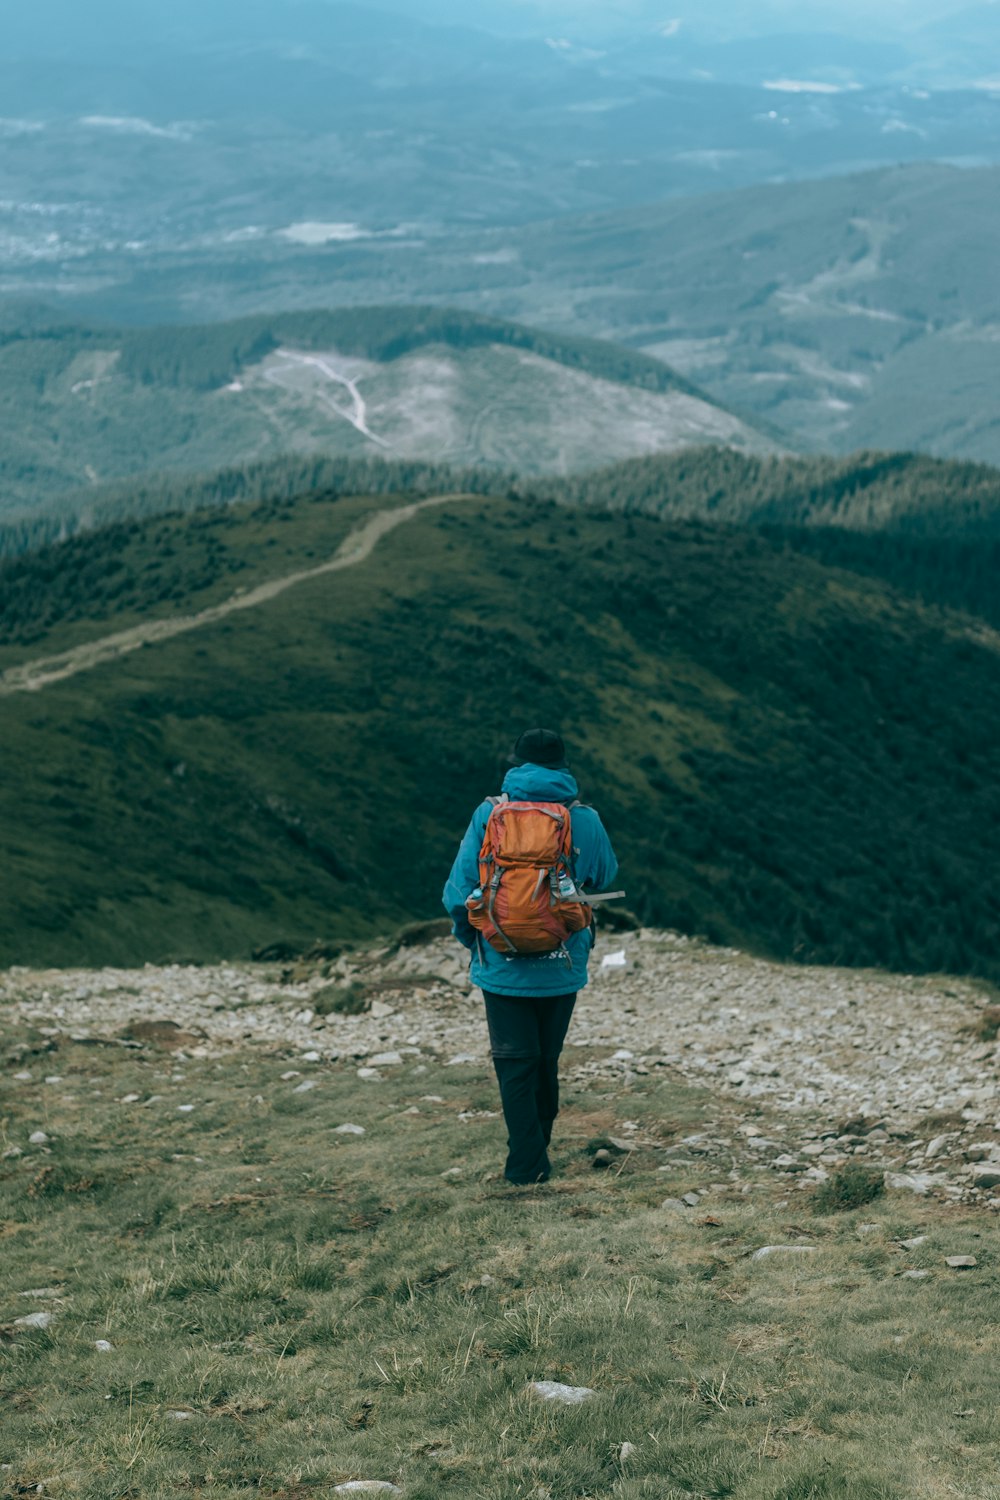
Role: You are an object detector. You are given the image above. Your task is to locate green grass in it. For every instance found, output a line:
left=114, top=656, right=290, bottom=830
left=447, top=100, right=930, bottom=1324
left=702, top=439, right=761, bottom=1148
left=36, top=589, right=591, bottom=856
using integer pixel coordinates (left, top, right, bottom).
left=1, top=489, right=999, bottom=982
left=2, top=1031, right=998, bottom=1499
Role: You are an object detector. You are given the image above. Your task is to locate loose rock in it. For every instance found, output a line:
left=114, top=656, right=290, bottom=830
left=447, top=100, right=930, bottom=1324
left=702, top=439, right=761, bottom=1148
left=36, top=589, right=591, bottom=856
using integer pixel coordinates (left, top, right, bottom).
left=13, top=1312, right=53, bottom=1329
left=334, top=1485, right=401, bottom=1494
left=751, top=1245, right=816, bottom=1261
left=530, top=1381, right=595, bottom=1405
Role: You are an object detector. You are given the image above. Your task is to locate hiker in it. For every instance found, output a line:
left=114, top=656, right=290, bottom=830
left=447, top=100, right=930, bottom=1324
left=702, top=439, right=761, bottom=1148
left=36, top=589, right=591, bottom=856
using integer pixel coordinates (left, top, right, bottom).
left=443, top=728, right=620, bottom=1185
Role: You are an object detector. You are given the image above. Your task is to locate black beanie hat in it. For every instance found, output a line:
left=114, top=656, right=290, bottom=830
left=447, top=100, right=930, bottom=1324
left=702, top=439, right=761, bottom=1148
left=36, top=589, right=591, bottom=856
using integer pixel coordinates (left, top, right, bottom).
left=509, top=728, right=568, bottom=770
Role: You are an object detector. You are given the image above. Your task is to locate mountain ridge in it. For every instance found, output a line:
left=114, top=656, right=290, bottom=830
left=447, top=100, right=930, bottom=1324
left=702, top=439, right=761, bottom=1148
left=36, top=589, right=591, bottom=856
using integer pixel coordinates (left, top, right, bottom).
left=1, top=477, right=997, bottom=983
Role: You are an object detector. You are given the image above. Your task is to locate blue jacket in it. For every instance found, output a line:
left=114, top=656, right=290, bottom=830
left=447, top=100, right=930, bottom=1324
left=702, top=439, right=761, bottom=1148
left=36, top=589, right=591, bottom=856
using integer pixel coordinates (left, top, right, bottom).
left=442, top=763, right=619, bottom=997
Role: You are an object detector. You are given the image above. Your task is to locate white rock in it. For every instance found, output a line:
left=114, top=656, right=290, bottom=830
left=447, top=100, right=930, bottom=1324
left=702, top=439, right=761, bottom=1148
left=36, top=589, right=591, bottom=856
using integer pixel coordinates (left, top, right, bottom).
left=445, top=1054, right=477, bottom=1066
left=94, top=1340, right=113, bottom=1352
left=28, top=1131, right=50, bottom=1145
left=334, top=1123, right=365, bottom=1136
left=19, top=1288, right=61, bottom=1299
left=945, top=1255, right=977, bottom=1269
left=44, top=1076, right=62, bottom=1085
left=971, top=1164, right=1000, bottom=1189
left=357, top=1067, right=382, bottom=1081
left=13, top=1071, right=32, bottom=1082
left=370, top=1052, right=403, bottom=1067
left=899, top=1236, right=926, bottom=1250
left=619, top=1441, right=637, bottom=1461
left=166, top=1409, right=193, bottom=1420
left=925, top=1135, right=951, bottom=1159
left=120, top=1094, right=141, bottom=1104
left=963, top=1143, right=999, bottom=1163
left=293, top=1079, right=319, bottom=1094
left=682, top=1192, right=701, bottom=1207
left=751, top=1245, right=816, bottom=1261
left=884, top=1172, right=934, bottom=1195
left=300, top=1050, right=321, bottom=1062
left=2, top=1146, right=23, bottom=1159
left=280, top=1070, right=301, bottom=1081
left=530, top=1380, right=595, bottom=1405
left=334, top=1485, right=401, bottom=1495
left=441, top=1167, right=462, bottom=1178
left=13, top=1311, right=53, bottom=1329
left=177, top=1104, right=196, bottom=1113
left=369, top=1001, right=396, bottom=1019
left=420, top=1095, right=444, bottom=1103
left=901, top=1269, right=931, bottom=1279
left=601, top=950, right=628, bottom=970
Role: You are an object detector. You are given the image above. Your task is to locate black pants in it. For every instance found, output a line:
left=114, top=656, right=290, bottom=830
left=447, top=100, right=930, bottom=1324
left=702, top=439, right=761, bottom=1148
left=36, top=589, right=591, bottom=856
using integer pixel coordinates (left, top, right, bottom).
left=482, top=990, right=577, bottom=1184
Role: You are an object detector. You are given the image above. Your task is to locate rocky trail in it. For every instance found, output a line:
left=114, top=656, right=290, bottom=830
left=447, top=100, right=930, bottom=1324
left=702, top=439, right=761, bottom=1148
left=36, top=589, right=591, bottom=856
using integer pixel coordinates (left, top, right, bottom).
left=5, top=929, right=999, bottom=1206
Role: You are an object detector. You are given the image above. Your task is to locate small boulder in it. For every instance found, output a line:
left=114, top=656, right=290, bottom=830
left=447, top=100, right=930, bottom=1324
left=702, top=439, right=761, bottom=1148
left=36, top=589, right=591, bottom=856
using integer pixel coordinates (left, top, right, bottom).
left=334, top=1484, right=401, bottom=1494
left=945, top=1256, right=977, bottom=1270
left=751, top=1245, right=816, bottom=1262
left=885, top=1172, right=935, bottom=1195
left=530, top=1381, right=595, bottom=1405
left=13, top=1312, right=53, bottom=1330
left=963, top=1143, right=998, bottom=1163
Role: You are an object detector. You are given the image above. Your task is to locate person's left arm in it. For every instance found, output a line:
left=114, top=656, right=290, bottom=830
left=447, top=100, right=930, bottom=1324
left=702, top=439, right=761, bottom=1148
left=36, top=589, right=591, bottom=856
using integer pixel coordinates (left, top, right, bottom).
left=572, top=806, right=619, bottom=893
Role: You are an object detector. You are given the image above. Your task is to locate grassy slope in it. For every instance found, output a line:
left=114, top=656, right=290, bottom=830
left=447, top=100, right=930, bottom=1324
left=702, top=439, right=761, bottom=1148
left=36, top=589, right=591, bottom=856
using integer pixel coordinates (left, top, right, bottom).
left=1, top=488, right=998, bottom=981
left=1, top=1028, right=998, bottom=1500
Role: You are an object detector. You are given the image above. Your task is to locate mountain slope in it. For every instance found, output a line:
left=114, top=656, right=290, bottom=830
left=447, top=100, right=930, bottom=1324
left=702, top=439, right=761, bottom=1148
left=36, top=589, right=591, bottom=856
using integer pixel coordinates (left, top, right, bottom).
left=1, top=479, right=997, bottom=982
left=0, top=307, right=774, bottom=519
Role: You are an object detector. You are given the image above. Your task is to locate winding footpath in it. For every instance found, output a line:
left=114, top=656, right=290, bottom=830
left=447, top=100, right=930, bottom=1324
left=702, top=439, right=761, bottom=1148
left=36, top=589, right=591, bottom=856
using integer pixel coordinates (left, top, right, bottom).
left=0, top=493, right=471, bottom=697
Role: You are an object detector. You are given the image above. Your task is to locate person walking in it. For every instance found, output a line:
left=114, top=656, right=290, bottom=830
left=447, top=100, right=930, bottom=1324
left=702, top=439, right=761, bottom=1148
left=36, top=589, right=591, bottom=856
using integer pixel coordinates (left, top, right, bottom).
left=443, top=728, right=619, bottom=1185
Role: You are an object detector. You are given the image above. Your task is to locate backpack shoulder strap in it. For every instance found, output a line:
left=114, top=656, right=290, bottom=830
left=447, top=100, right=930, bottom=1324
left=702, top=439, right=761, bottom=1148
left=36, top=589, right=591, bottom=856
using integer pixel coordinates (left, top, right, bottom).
left=487, top=793, right=509, bottom=808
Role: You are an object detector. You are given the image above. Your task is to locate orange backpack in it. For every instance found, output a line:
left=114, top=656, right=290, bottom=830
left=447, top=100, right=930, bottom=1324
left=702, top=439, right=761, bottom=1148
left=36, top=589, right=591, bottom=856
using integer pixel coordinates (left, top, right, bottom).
left=466, top=795, right=593, bottom=955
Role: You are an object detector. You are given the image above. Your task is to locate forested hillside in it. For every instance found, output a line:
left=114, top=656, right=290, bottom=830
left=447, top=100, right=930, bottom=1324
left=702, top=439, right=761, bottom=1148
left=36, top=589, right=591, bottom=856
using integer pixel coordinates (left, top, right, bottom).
left=1, top=483, right=997, bottom=981
left=1, top=306, right=773, bottom=521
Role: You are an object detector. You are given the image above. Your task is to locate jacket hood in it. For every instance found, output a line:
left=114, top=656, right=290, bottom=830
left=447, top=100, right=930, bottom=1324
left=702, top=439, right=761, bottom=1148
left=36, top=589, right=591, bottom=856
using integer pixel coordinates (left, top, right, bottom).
left=501, top=763, right=579, bottom=803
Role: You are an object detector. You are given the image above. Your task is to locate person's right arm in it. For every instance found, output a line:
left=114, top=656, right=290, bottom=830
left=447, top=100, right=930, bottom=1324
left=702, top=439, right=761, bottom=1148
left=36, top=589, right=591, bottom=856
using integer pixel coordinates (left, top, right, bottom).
left=442, top=802, right=491, bottom=950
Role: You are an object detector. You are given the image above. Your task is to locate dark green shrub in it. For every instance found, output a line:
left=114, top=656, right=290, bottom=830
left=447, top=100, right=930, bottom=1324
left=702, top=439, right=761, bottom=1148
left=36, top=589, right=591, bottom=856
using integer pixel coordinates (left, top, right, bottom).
left=813, top=1164, right=885, bottom=1214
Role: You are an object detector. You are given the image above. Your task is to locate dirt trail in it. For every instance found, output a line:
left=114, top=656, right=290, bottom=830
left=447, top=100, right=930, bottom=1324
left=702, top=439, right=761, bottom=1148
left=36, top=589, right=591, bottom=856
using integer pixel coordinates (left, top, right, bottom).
left=0, top=493, right=472, bottom=697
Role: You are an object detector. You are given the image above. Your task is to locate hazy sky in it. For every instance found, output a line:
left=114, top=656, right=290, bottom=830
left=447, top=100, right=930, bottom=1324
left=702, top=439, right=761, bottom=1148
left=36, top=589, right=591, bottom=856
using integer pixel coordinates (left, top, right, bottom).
left=386, top=0, right=986, bottom=35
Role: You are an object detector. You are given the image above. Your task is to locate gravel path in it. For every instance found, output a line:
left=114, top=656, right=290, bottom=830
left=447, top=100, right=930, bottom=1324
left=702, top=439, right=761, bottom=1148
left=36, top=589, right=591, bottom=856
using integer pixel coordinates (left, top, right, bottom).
left=4, top=930, right=998, bottom=1203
